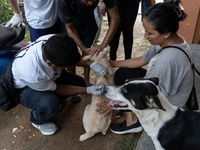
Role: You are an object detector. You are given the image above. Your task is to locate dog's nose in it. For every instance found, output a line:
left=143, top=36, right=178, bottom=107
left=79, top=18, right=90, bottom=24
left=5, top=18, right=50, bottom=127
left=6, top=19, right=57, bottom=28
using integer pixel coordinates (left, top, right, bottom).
left=103, top=87, right=108, bottom=93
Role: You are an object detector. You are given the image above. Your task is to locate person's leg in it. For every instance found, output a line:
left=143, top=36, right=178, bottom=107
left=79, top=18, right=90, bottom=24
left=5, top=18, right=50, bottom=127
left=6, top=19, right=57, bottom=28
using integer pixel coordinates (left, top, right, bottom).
left=126, top=111, right=138, bottom=126
left=75, top=17, right=98, bottom=85
left=19, top=71, right=86, bottom=135
left=111, top=67, right=146, bottom=134
left=19, top=86, right=60, bottom=135
left=114, top=67, right=146, bottom=86
left=122, top=0, right=139, bottom=59
left=28, top=19, right=62, bottom=42
left=19, top=87, right=60, bottom=125
left=107, top=0, right=122, bottom=60
left=108, top=23, right=122, bottom=60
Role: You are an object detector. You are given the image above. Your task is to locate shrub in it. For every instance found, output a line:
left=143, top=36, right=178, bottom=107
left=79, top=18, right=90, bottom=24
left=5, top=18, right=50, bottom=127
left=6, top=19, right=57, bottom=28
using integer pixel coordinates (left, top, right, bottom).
left=0, top=0, right=13, bottom=23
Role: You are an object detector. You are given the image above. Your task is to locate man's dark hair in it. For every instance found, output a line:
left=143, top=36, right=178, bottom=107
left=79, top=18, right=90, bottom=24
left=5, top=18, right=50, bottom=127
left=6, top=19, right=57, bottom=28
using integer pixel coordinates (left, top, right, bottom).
left=43, top=33, right=81, bottom=67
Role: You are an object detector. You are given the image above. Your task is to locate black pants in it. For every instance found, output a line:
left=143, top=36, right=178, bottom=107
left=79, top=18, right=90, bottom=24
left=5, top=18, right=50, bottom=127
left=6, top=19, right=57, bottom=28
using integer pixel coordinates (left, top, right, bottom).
left=114, top=68, right=146, bottom=112
left=114, top=68, right=146, bottom=86
left=108, top=0, right=139, bottom=60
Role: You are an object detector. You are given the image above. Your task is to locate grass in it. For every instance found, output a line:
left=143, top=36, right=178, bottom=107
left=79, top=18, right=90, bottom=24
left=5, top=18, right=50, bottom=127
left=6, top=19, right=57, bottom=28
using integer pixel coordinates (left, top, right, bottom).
left=115, top=132, right=141, bottom=150
left=24, top=30, right=31, bottom=42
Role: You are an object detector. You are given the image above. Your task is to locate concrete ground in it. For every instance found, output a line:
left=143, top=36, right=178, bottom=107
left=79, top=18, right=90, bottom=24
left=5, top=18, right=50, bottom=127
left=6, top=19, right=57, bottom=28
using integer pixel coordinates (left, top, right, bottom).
left=136, top=44, right=200, bottom=150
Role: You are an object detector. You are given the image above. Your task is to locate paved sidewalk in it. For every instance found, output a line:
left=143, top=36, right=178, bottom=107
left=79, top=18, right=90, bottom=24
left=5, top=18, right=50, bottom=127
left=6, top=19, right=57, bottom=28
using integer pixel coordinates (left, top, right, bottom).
left=136, top=44, right=200, bottom=150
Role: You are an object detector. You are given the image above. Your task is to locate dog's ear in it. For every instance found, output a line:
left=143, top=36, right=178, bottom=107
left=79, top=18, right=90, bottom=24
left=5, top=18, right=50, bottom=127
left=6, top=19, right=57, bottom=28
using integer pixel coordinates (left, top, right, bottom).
left=145, top=95, right=166, bottom=111
left=148, top=78, right=159, bottom=85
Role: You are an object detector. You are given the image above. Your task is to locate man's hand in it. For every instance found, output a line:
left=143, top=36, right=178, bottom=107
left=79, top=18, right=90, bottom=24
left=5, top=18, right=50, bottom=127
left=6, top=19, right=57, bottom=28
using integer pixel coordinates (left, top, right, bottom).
left=96, top=99, right=113, bottom=116
left=99, top=1, right=107, bottom=16
left=82, top=47, right=92, bottom=55
left=90, top=62, right=107, bottom=77
left=5, top=12, right=23, bottom=28
left=90, top=45, right=104, bottom=56
left=87, top=85, right=102, bottom=95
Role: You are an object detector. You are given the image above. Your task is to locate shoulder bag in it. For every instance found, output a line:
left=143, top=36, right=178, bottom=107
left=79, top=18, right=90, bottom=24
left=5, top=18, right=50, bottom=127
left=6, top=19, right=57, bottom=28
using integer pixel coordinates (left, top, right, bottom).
left=161, top=46, right=199, bottom=111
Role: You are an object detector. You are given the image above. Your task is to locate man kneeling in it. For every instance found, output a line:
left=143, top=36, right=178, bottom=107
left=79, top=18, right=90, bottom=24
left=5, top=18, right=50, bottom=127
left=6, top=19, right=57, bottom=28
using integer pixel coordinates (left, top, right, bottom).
left=12, top=33, right=107, bottom=135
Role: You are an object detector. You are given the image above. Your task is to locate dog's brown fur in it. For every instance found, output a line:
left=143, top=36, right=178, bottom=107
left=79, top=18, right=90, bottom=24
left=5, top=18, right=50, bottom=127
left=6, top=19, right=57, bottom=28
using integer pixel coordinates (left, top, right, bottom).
left=79, top=47, right=114, bottom=141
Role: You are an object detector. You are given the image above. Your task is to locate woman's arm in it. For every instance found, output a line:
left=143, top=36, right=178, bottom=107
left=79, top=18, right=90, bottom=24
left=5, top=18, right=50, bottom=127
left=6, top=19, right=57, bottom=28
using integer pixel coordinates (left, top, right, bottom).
left=110, top=56, right=148, bottom=68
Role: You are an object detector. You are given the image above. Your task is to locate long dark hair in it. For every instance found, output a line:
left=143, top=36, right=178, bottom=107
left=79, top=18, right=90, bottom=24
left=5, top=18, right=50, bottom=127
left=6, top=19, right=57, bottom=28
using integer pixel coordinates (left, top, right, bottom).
left=144, top=0, right=187, bottom=34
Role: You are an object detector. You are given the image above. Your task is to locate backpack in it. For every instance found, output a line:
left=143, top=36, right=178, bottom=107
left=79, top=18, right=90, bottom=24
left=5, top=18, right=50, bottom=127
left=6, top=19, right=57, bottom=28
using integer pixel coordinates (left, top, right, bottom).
left=0, top=40, right=46, bottom=112
left=0, top=61, right=21, bottom=111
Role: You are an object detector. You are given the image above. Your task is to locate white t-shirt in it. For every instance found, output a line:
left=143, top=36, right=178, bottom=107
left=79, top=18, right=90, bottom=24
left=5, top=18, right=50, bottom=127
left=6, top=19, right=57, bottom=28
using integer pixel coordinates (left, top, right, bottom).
left=24, top=0, right=58, bottom=29
left=142, top=38, right=193, bottom=107
left=12, top=34, right=61, bottom=91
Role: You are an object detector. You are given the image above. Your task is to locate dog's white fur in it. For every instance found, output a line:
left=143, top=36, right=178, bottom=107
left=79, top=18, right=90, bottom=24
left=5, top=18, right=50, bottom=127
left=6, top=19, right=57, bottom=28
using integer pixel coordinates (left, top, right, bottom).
left=105, top=79, right=200, bottom=150
left=79, top=47, right=114, bottom=141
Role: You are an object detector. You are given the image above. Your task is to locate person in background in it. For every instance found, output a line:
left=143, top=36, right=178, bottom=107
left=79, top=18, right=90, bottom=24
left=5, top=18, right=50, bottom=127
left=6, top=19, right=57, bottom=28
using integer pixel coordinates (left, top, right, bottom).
left=57, top=0, right=120, bottom=86
left=6, top=0, right=62, bottom=42
left=107, top=0, right=140, bottom=60
left=104, top=0, right=155, bottom=61
left=12, top=33, right=108, bottom=135
left=98, top=0, right=193, bottom=134
left=141, top=0, right=156, bottom=19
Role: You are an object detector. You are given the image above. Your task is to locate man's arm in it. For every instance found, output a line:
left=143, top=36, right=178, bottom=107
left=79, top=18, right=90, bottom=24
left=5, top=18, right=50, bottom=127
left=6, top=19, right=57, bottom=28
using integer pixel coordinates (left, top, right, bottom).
left=101, top=6, right=120, bottom=48
left=54, top=84, right=87, bottom=96
left=54, top=84, right=103, bottom=96
left=9, top=0, right=21, bottom=14
left=65, top=22, right=91, bottom=55
left=90, top=5, right=120, bottom=56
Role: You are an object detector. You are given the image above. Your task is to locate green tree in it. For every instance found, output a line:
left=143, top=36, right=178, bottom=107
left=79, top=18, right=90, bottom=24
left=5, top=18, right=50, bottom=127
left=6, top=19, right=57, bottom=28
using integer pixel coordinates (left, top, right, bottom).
left=0, top=0, right=13, bottom=23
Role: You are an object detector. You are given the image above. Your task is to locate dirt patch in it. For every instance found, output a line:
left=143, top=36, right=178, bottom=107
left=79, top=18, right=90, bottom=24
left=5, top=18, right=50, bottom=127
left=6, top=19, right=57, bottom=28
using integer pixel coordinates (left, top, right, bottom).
left=0, top=14, right=150, bottom=150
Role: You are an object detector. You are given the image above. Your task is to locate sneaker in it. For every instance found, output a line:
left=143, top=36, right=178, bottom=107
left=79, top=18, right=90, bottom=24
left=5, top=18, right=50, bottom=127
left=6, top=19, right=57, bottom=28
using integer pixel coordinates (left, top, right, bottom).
left=110, top=120, right=143, bottom=134
left=31, top=122, right=58, bottom=135
left=70, top=94, right=82, bottom=103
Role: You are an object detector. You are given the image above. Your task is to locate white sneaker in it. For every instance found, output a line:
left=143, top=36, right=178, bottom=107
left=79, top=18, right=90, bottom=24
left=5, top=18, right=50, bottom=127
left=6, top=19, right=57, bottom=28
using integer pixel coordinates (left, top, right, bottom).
left=31, top=122, right=58, bottom=135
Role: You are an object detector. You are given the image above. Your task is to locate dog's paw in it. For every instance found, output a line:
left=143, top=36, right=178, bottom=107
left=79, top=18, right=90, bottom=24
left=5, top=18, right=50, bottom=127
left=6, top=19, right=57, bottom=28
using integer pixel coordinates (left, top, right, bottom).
left=79, top=132, right=95, bottom=141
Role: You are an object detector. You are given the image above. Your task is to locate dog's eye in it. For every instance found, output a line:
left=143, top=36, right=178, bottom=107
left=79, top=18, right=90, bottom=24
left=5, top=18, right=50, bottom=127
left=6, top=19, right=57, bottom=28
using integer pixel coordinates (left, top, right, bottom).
left=122, top=86, right=128, bottom=93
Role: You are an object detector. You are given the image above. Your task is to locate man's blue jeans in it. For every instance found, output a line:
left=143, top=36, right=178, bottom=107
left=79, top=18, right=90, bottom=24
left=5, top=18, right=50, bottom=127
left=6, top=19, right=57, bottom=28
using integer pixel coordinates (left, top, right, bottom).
left=19, top=70, right=86, bottom=125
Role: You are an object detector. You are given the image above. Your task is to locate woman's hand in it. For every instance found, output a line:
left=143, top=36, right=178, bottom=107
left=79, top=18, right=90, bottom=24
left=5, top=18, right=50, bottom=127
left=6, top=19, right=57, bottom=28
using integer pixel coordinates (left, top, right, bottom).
left=96, top=99, right=113, bottom=116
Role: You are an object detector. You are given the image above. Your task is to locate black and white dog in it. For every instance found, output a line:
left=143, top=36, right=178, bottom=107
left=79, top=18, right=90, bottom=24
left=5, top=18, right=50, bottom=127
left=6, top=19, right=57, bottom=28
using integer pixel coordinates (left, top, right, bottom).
left=104, top=78, right=200, bottom=150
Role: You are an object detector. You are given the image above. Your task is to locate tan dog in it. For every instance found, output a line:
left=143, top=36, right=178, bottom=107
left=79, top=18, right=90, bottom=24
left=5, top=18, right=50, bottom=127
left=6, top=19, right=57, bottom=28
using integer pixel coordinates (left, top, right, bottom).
left=79, top=47, right=114, bottom=141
